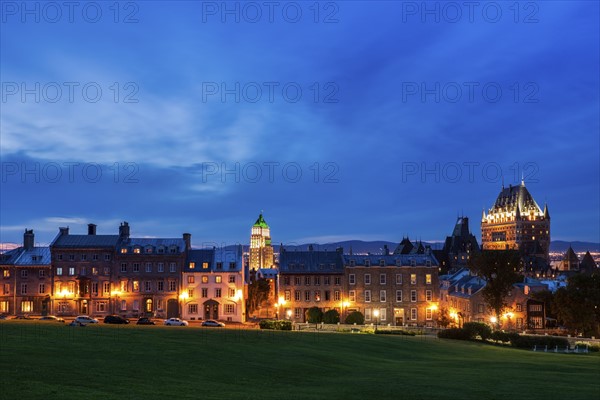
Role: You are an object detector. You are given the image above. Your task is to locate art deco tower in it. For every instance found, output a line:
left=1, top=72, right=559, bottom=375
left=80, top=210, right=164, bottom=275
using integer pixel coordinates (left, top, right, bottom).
left=249, top=213, right=274, bottom=271
left=481, top=180, right=550, bottom=263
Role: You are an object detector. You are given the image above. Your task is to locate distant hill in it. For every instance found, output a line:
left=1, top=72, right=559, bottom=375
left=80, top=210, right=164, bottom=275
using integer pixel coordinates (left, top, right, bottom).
left=550, top=241, right=600, bottom=253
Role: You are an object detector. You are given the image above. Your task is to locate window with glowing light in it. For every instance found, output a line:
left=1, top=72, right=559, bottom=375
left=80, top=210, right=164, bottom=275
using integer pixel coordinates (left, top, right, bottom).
left=202, top=276, right=208, bottom=283
left=425, top=274, right=432, bottom=285
left=0, top=301, right=9, bottom=313
left=410, top=274, right=417, bottom=285
left=21, top=301, right=33, bottom=313
left=202, top=262, right=209, bottom=269
left=215, top=276, right=222, bottom=283
left=189, top=262, right=196, bottom=269
left=133, top=281, right=139, bottom=292
left=187, top=276, right=195, bottom=284
left=314, top=291, right=321, bottom=301
left=56, top=267, right=63, bottom=276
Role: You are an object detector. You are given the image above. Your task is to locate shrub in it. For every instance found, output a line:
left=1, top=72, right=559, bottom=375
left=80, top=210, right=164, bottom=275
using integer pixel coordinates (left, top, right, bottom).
left=322, top=309, right=340, bottom=324
left=305, top=307, right=323, bottom=324
left=374, top=329, right=416, bottom=336
left=437, top=328, right=471, bottom=340
left=510, top=335, right=569, bottom=349
left=490, top=331, right=519, bottom=343
left=463, top=322, right=492, bottom=340
left=258, top=320, right=292, bottom=331
left=574, top=341, right=600, bottom=352
left=345, top=311, right=364, bottom=325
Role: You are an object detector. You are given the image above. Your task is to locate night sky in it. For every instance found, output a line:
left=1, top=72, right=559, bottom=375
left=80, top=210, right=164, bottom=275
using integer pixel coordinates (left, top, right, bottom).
left=1, top=1, right=598, bottom=246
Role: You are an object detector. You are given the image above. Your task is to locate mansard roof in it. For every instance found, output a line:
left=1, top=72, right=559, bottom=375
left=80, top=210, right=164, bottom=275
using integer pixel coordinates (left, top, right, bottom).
left=0, top=247, right=51, bottom=266
left=443, top=217, right=480, bottom=254
left=119, top=238, right=186, bottom=253
left=279, top=250, right=344, bottom=274
left=51, top=234, right=120, bottom=248
left=344, top=253, right=438, bottom=267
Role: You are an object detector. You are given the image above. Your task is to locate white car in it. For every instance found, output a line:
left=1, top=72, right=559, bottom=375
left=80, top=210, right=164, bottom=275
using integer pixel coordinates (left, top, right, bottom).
left=164, top=318, right=188, bottom=326
left=74, top=315, right=99, bottom=325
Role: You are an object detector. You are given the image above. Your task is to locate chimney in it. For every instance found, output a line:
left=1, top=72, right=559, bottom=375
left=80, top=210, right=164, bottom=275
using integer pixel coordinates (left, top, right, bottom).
left=88, top=223, right=97, bottom=235
left=119, top=222, right=130, bottom=239
left=183, top=233, right=191, bottom=250
left=383, top=245, right=389, bottom=256
left=59, top=227, right=69, bottom=236
left=308, top=244, right=314, bottom=252
left=23, top=229, right=34, bottom=250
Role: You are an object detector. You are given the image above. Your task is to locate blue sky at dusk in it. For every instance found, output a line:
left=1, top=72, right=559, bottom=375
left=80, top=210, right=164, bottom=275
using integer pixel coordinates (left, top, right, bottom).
left=1, top=1, right=598, bottom=246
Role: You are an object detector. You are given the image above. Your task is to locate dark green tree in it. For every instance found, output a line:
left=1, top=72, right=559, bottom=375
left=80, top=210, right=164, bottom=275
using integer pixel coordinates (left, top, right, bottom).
left=554, top=274, right=600, bottom=336
left=345, top=311, right=364, bottom=325
left=306, top=307, right=323, bottom=324
left=247, top=278, right=271, bottom=316
left=469, top=250, right=522, bottom=328
left=322, top=309, right=340, bottom=324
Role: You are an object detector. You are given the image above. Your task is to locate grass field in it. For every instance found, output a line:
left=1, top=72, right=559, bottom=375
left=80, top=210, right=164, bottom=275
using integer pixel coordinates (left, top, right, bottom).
left=0, top=321, right=598, bottom=400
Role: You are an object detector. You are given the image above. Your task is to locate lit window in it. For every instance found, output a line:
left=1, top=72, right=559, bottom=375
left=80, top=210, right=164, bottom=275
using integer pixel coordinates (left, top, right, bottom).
left=215, top=276, right=222, bottom=283
left=189, top=262, right=195, bottom=269
left=425, top=274, right=432, bottom=285
left=410, top=274, right=417, bottom=285
left=202, top=262, right=209, bottom=269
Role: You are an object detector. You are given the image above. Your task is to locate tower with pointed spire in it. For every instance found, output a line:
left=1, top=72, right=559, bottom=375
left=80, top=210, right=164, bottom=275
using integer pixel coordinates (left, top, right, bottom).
left=481, top=181, right=550, bottom=263
left=249, top=213, right=274, bottom=271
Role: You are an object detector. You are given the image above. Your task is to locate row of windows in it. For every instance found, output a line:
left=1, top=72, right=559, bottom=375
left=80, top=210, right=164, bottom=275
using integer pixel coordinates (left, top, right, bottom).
left=8, top=283, right=49, bottom=295
left=186, top=275, right=236, bottom=284
left=120, top=246, right=179, bottom=254
left=188, top=262, right=237, bottom=270
left=282, top=276, right=342, bottom=286
left=348, top=259, right=432, bottom=267
left=2, top=270, right=47, bottom=278
left=56, top=254, right=111, bottom=261
left=187, top=303, right=236, bottom=314
left=120, top=263, right=178, bottom=273
left=348, top=289, right=432, bottom=303
left=286, top=290, right=342, bottom=302
left=186, top=287, right=237, bottom=299
left=348, top=273, right=432, bottom=286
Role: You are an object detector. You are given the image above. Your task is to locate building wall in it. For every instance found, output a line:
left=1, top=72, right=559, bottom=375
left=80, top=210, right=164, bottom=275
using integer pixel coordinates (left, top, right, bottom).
left=346, top=265, right=439, bottom=327
left=113, top=251, right=184, bottom=319
left=51, top=248, right=115, bottom=317
left=0, top=265, right=52, bottom=315
left=279, top=273, right=344, bottom=322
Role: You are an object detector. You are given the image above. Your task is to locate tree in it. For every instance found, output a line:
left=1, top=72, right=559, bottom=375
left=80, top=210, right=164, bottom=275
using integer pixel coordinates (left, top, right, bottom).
left=345, top=311, right=364, bottom=325
left=469, top=250, right=522, bottom=328
left=247, top=278, right=271, bottom=316
left=306, top=307, right=323, bottom=324
left=530, top=289, right=558, bottom=326
left=436, top=307, right=452, bottom=328
left=554, top=274, right=600, bottom=337
left=322, top=309, right=340, bottom=324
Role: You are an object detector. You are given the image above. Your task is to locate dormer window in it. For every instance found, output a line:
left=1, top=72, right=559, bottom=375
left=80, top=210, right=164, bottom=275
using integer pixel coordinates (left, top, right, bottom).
left=379, top=259, right=385, bottom=267
left=365, top=259, right=370, bottom=267
left=157, top=246, right=165, bottom=254
left=145, top=246, right=153, bottom=254
left=349, top=260, right=355, bottom=267
left=189, top=262, right=195, bottom=269
left=229, top=262, right=236, bottom=270
left=169, top=246, right=177, bottom=254
left=202, top=262, right=209, bottom=269
left=216, top=262, right=223, bottom=270
left=121, top=248, right=128, bottom=254
left=330, top=263, right=335, bottom=269
left=133, top=248, right=141, bottom=254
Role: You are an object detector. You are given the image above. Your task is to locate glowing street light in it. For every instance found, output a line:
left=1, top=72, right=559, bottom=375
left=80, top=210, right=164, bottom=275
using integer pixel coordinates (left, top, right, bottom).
left=373, top=309, right=380, bottom=332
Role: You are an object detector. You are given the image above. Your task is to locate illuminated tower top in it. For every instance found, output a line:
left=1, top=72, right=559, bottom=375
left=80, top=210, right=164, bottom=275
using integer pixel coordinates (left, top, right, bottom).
left=250, top=213, right=274, bottom=270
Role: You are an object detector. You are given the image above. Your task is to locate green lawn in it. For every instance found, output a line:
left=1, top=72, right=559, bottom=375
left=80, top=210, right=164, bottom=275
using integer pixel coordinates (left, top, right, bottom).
left=0, top=322, right=598, bottom=400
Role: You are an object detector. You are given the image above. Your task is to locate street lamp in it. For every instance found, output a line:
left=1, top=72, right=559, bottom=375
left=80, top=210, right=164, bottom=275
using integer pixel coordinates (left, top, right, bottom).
left=275, top=296, right=286, bottom=320
left=373, top=309, right=379, bottom=332
left=286, top=309, right=292, bottom=320
left=341, top=300, right=350, bottom=323
left=111, top=290, right=121, bottom=314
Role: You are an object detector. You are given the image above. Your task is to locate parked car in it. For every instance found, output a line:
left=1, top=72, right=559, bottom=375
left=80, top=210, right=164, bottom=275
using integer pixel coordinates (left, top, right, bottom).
left=14, top=315, right=34, bottom=320
left=39, top=316, right=65, bottom=323
left=164, top=318, right=188, bottom=326
left=136, top=317, right=156, bottom=325
left=103, top=315, right=130, bottom=324
left=201, top=319, right=225, bottom=327
left=74, top=315, right=99, bottom=325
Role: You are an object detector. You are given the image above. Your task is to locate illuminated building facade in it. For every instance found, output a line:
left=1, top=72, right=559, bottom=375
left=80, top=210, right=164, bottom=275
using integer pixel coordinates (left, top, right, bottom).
left=481, top=181, right=550, bottom=263
left=0, top=230, right=52, bottom=316
left=182, top=246, right=245, bottom=322
left=278, top=247, right=345, bottom=322
left=249, top=213, right=274, bottom=271
left=345, top=253, right=439, bottom=327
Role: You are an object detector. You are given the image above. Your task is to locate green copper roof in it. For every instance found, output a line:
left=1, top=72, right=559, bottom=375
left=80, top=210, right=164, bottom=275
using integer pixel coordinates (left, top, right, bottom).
left=253, top=214, right=269, bottom=228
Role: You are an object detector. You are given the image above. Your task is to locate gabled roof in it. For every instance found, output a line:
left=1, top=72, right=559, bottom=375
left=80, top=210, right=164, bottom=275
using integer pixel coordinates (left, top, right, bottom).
left=393, top=237, right=414, bottom=255
left=563, top=246, right=579, bottom=263
left=279, top=250, right=344, bottom=274
left=579, top=251, right=597, bottom=273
